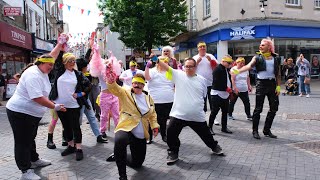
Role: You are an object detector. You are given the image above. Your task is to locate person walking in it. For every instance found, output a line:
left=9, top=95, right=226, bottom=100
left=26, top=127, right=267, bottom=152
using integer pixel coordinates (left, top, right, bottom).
left=228, top=57, right=252, bottom=121
left=6, top=36, right=67, bottom=180
left=156, top=57, right=224, bottom=166
left=0, top=72, right=5, bottom=106
left=233, top=38, right=281, bottom=139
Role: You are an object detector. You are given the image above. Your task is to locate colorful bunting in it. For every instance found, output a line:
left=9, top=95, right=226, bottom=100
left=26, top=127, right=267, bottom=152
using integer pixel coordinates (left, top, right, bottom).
left=59, top=3, right=64, bottom=9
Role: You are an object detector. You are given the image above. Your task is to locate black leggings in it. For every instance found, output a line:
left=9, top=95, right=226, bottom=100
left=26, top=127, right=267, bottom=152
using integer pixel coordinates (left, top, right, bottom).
left=114, top=131, right=146, bottom=177
left=228, top=91, right=251, bottom=117
left=57, top=108, right=82, bottom=143
left=7, top=109, right=41, bottom=172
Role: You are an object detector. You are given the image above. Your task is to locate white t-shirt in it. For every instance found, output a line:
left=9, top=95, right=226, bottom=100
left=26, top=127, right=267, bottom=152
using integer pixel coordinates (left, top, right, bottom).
left=147, top=68, right=174, bottom=104
left=6, top=65, right=51, bottom=118
left=231, top=66, right=249, bottom=92
left=54, top=70, right=79, bottom=108
left=119, top=69, right=144, bottom=87
left=98, top=75, right=108, bottom=91
left=257, top=58, right=275, bottom=79
left=169, top=69, right=207, bottom=122
left=131, top=93, right=149, bottom=139
left=193, top=53, right=217, bottom=86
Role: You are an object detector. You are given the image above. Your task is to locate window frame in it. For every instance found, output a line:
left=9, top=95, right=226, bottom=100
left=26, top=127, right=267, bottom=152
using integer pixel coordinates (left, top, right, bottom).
left=203, top=0, right=211, bottom=18
left=285, top=0, right=301, bottom=6
left=315, top=0, right=320, bottom=8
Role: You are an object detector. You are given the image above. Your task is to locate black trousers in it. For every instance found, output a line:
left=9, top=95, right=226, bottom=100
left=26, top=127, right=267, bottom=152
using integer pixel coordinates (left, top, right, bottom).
left=149, top=102, right=173, bottom=139
left=253, top=79, right=279, bottom=132
left=167, top=117, right=218, bottom=154
left=228, top=91, right=251, bottom=117
left=7, top=109, right=41, bottom=172
left=209, top=95, right=229, bottom=129
left=204, top=86, right=213, bottom=112
left=114, top=131, right=146, bottom=177
left=57, top=108, right=82, bottom=143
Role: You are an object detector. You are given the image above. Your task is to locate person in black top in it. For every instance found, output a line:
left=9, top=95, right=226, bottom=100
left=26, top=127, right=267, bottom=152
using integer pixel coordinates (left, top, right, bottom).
left=233, top=38, right=281, bottom=139
left=208, top=55, right=234, bottom=134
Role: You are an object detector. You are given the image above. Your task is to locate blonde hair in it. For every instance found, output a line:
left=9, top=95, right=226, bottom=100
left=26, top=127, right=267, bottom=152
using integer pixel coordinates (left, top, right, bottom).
left=62, top=53, right=76, bottom=64
left=162, top=46, right=174, bottom=58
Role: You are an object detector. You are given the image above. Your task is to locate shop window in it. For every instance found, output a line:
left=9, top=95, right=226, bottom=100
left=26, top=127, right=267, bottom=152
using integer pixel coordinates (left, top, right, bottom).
left=203, top=0, right=211, bottom=18
left=285, top=0, right=301, bottom=6
left=315, top=0, right=320, bottom=8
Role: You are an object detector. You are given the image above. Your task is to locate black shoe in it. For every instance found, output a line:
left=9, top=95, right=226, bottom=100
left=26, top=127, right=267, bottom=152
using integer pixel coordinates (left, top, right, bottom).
left=47, top=140, right=56, bottom=149
left=209, top=127, right=215, bottom=135
left=253, top=131, right=261, bottom=139
left=61, top=145, right=76, bottom=156
left=246, top=116, right=253, bottom=121
left=97, top=135, right=108, bottom=143
left=62, top=140, right=68, bottom=146
left=119, top=175, right=128, bottom=180
left=166, top=151, right=178, bottom=165
left=162, top=136, right=167, bottom=142
left=101, top=132, right=107, bottom=139
left=263, top=131, right=277, bottom=138
left=221, top=128, right=233, bottom=134
left=76, top=149, right=83, bottom=161
left=146, top=139, right=153, bottom=144
left=106, top=153, right=115, bottom=162
left=212, top=144, right=224, bottom=156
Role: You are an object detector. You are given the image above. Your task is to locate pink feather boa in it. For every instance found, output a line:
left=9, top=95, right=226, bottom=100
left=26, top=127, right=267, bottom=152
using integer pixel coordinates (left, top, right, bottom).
left=89, top=44, right=105, bottom=77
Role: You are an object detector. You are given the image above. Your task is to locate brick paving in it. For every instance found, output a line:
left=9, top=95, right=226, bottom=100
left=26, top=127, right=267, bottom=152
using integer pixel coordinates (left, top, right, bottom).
left=1, top=80, right=320, bottom=180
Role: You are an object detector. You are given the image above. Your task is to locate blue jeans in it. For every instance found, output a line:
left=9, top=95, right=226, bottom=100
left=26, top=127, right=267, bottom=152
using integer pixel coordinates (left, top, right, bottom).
left=80, top=99, right=100, bottom=137
left=299, top=75, right=311, bottom=94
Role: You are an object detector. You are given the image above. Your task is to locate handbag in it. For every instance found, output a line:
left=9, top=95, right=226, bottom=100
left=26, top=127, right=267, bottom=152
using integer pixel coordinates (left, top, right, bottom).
left=304, top=76, right=311, bottom=84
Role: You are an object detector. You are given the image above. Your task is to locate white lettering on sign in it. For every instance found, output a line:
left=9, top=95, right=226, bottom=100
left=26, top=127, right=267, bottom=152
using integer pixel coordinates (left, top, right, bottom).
left=3, top=7, right=22, bottom=16
left=11, top=31, right=26, bottom=44
left=230, top=26, right=255, bottom=40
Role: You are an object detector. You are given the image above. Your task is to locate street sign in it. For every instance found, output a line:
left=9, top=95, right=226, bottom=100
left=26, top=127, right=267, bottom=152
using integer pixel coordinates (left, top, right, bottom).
left=3, top=7, right=22, bottom=16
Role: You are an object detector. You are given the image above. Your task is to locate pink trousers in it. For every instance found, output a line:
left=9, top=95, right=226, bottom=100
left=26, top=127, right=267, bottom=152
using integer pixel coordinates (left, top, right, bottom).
left=99, top=92, right=120, bottom=133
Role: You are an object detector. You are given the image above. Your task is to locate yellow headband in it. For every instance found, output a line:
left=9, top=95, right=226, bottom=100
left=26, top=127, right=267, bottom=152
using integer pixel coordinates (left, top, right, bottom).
left=37, top=57, right=55, bottom=64
left=222, top=56, right=233, bottom=63
left=159, top=57, right=169, bottom=63
left=132, top=77, right=145, bottom=84
left=129, top=61, right=137, bottom=67
left=197, top=42, right=206, bottom=48
left=62, top=53, right=75, bottom=60
left=236, top=57, right=245, bottom=63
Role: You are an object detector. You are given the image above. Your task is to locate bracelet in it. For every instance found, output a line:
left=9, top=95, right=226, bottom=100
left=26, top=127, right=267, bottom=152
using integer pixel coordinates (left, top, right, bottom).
left=276, top=86, right=281, bottom=92
left=77, top=92, right=83, bottom=97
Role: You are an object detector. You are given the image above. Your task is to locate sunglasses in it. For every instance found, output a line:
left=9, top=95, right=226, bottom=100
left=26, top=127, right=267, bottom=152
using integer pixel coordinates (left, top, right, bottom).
left=67, top=60, right=75, bottom=63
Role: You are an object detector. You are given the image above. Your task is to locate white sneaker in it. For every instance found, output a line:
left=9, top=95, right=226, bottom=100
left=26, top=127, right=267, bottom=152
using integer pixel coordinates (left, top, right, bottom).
left=299, top=93, right=303, bottom=97
left=306, top=94, right=310, bottom=98
left=214, top=119, right=220, bottom=126
left=20, top=169, right=41, bottom=180
left=31, top=159, right=51, bottom=168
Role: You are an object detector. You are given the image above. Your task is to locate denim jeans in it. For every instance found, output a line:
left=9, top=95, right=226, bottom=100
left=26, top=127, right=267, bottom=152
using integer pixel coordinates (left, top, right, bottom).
left=299, top=75, right=311, bottom=94
left=80, top=99, right=100, bottom=137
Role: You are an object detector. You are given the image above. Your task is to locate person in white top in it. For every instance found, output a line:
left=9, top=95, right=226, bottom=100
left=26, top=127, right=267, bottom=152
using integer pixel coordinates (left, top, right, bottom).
left=119, top=61, right=144, bottom=88
left=228, top=57, right=252, bottom=121
left=145, top=56, right=175, bottom=143
left=155, top=57, right=224, bottom=166
left=193, top=41, right=218, bottom=113
left=6, top=35, right=67, bottom=180
left=49, top=52, right=92, bottom=161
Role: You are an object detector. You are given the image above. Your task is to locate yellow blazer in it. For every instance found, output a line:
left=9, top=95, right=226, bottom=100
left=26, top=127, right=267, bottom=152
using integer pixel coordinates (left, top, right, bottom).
left=107, top=82, right=159, bottom=140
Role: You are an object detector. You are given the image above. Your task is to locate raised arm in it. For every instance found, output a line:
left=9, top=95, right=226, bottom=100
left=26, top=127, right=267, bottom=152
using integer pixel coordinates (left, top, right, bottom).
left=144, top=60, right=153, bottom=81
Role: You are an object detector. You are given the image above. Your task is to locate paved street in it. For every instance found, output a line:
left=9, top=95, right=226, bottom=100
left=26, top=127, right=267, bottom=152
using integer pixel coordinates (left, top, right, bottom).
left=1, top=80, right=320, bottom=180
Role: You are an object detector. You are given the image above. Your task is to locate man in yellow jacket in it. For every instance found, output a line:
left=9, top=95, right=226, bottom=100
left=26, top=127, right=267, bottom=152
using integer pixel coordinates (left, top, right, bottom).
left=105, top=71, right=159, bottom=180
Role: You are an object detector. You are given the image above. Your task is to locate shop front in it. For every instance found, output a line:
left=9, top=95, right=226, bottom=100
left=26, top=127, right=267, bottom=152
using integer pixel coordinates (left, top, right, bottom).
left=31, top=34, right=55, bottom=61
left=0, top=21, right=32, bottom=98
left=175, top=24, right=320, bottom=63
